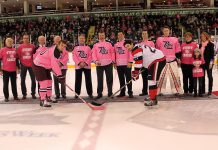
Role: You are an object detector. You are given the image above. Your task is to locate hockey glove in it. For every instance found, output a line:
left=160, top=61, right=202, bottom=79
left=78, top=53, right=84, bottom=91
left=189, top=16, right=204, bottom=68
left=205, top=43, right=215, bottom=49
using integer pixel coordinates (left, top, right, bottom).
left=132, top=70, right=139, bottom=81
left=57, top=75, right=66, bottom=84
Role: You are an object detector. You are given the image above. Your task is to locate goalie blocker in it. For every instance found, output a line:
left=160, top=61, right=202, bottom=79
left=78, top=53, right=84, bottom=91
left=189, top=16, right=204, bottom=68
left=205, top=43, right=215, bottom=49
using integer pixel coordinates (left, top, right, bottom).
left=124, top=40, right=166, bottom=106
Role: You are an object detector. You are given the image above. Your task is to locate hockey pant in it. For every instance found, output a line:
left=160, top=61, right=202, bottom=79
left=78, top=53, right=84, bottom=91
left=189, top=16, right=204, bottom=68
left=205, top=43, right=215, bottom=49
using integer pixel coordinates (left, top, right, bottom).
left=147, top=57, right=166, bottom=100
left=32, top=63, right=52, bottom=101
left=158, top=60, right=181, bottom=94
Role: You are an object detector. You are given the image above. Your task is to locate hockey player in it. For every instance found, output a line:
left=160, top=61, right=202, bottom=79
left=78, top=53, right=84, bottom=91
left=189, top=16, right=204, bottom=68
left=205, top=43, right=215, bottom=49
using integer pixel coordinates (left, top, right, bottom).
left=156, top=26, right=181, bottom=95
left=52, top=36, right=68, bottom=100
left=138, top=30, right=156, bottom=96
left=73, top=34, right=93, bottom=98
left=92, top=31, right=115, bottom=99
left=180, top=32, right=198, bottom=95
left=32, top=40, right=67, bottom=107
left=17, top=34, right=36, bottom=99
left=114, top=31, right=133, bottom=98
left=33, top=36, right=47, bottom=96
left=0, top=38, right=20, bottom=102
left=124, top=40, right=166, bottom=106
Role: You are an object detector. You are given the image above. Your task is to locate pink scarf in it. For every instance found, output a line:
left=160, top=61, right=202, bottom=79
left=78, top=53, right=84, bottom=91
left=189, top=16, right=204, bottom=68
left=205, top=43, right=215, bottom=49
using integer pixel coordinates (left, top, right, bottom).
left=200, top=41, right=208, bottom=55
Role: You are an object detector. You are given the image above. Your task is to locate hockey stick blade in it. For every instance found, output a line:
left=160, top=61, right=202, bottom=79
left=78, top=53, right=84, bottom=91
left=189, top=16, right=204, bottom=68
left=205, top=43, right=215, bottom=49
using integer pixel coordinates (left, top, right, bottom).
left=65, top=83, right=105, bottom=110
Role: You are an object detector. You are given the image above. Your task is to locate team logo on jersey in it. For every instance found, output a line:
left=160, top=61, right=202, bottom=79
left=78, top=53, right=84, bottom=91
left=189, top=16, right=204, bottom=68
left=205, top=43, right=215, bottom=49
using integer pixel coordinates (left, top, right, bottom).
left=99, top=47, right=108, bottom=54
left=163, top=41, right=173, bottom=49
left=117, top=47, right=125, bottom=54
left=78, top=51, right=87, bottom=58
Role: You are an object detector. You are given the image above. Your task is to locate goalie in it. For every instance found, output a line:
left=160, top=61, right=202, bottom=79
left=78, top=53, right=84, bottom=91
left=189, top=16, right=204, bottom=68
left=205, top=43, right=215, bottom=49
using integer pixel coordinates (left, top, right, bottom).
left=124, top=40, right=166, bottom=106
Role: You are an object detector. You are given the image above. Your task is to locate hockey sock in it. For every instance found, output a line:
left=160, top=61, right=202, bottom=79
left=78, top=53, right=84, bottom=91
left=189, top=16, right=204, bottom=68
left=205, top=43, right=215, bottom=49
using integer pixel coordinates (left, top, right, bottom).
left=39, top=80, right=48, bottom=101
left=149, top=80, right=157, bottom=100
left=46, top=79, right=52, bottom=97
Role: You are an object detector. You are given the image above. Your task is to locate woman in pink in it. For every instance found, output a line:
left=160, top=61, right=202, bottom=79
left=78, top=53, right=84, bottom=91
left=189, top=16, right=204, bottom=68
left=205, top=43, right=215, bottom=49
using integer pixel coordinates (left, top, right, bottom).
left=0, top=38, right=20, bottom=102
left=192, top=48, right=205, bottom=97
left=199, top=32, right=215, bottom=95
left=180, top=32, right=197, bottom=95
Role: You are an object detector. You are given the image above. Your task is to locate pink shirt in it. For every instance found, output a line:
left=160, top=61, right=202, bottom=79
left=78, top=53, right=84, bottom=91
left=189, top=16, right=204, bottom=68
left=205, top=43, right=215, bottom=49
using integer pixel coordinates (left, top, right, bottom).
left=92, top=40, right=115, bottom=66
left=140, top=40, right=155, bottom=48
left=156, top=36, right=181, bottom=62
left=0, top=47, right=18, bottom=72
left=17, top=44, right=35, bottom=67
left=181, top=42, right=198, bottom=64
left=33, top=46, right=62, bottom=76
left=192, top=58, right=205, bottom=77
left=73, top=45, right=92, bottom=69
left=114, top=40, right=133, bottom=66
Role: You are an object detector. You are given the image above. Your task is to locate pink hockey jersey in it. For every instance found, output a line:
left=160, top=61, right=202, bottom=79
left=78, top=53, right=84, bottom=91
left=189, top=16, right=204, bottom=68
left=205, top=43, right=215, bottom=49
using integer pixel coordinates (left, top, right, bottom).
left=192, top=58, right=205, bottom=77
left=0, top=47, right=18, bottom=72
left=114, top=40, right=133, bottom=66
left=73, top=45, right=92, bottom=69
left=59, top=48, right=69, bottom=70
left=33, top=46, right=47, bottom=60
left=17, top=44, right=35, bottom=67
left=156, top=37, right=181, bottom=62
left=132, top=44, right=165, bottom=70
left=92, top=40, right=115, bottom=66
left=139, top=40, right=155, bottom=48
left=33, top=46, right=62, bottom=76
left=181, top=42, right=198, bottom=64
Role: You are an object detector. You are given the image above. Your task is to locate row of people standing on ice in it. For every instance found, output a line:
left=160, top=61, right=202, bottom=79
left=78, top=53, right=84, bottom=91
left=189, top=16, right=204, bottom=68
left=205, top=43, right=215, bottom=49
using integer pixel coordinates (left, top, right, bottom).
left=0, top=26, right=215, bottom=105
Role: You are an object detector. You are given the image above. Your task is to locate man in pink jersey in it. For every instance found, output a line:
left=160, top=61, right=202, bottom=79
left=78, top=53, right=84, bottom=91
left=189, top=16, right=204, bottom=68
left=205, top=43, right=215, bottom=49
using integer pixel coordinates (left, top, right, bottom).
left=52, top=36, right=68, bottom=100
left=180, top=32, right=198, bottom=95
left=138, top=30, right=156, bottom=96
left=32, top=40, right=67, bottom=107
left=73, top=34, right=93, bottom=99
left=156, top=26, right=181, bottom=95
left=114, top=31, right=133, bottom=98
left=92, top=31, right=115, bottom=99
left=0, top=38, right=20, bottom=102
left=17, top=34, right=36, bottom=100
left=124, top=40, right=166, bottom=106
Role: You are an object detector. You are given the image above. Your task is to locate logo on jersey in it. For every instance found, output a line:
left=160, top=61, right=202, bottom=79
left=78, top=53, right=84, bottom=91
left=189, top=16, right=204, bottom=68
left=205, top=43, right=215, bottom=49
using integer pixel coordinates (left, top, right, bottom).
left=163, top=41, right=173, bottom=49
left=78, top=50, right=87, bottom=58
left=117, top=47, right=125, bottom=54
left=99, top=47, right=108, bottom=54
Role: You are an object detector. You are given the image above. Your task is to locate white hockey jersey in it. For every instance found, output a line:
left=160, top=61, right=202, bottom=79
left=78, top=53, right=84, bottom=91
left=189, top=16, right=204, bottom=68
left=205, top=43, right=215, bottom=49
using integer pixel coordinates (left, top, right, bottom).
left=132, top=44, right=165, bottom=70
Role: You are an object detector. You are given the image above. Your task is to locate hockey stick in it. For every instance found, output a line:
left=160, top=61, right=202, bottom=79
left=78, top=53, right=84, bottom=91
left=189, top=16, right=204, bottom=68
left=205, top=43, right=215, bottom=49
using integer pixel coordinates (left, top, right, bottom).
left=65, top=83, right=105, bottom=110
left=91, top=69, right=145, bottom=106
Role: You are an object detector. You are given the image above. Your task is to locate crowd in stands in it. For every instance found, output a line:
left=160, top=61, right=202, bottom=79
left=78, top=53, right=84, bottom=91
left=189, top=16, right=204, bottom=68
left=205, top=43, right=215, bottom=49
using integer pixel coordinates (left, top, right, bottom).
left=0, top=12, right=217, bottom=50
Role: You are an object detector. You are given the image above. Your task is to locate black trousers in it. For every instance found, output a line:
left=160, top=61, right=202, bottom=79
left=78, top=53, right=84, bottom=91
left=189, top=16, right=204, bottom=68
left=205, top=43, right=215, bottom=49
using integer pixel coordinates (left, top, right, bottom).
left=75, top=68, right=93, bottom=96
left=181, top=64, right=193, bottom=93
left=141, top=67, right=148, bottom=94
left=117, top=65, right=132, bottom=95
left=202, top=64, right=213, bottom=93
left=193, top=77, right=203, bottom=95
left=96, top=63, right=113, bottom=96
left=53, top=69, right=67, bottom=97
left=3, top=70, right=18, bottom=99
left=20, top=64, right=36, bottom=96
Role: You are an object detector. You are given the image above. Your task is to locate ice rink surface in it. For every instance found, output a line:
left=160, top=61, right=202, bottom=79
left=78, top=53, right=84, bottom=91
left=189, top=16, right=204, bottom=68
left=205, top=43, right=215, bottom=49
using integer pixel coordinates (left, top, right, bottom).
left=0, top=67, right=218, bottom=150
